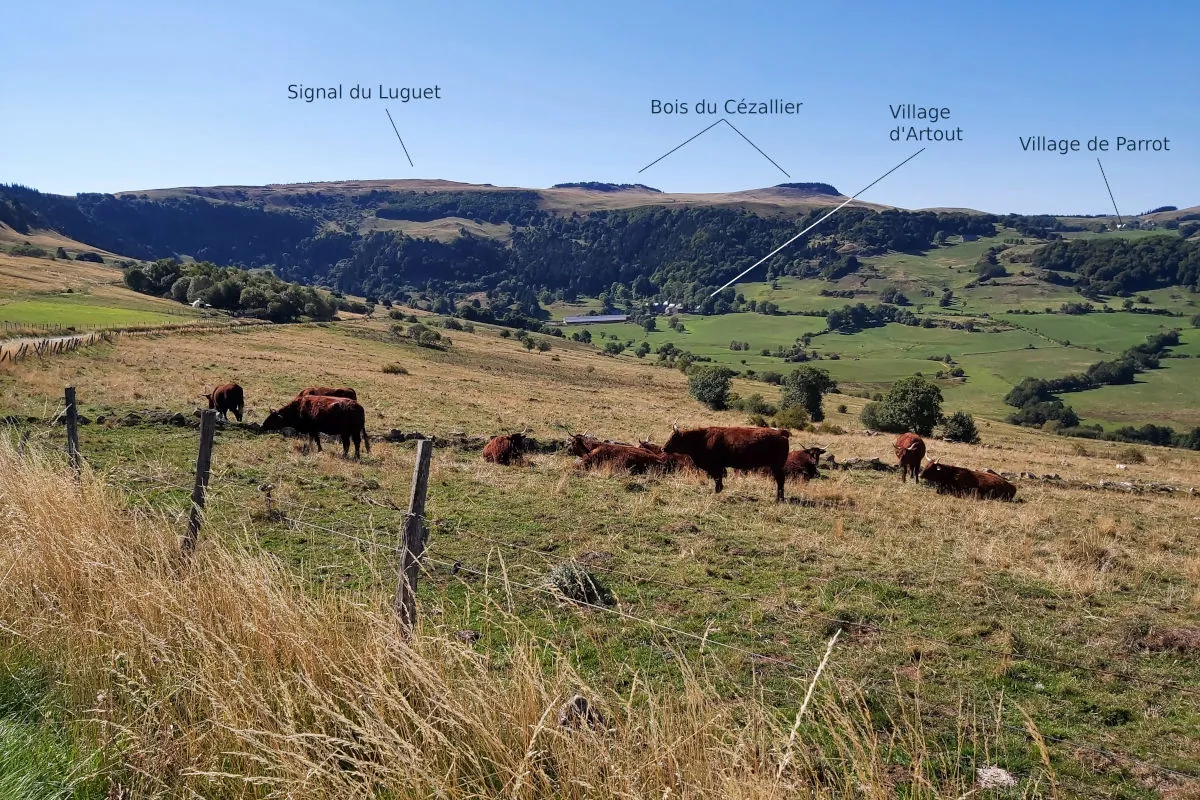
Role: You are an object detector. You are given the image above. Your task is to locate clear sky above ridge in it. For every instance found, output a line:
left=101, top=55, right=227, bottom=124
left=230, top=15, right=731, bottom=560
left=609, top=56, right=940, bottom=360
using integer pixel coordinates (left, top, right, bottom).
left=2, top=0, right=1196, bottom=214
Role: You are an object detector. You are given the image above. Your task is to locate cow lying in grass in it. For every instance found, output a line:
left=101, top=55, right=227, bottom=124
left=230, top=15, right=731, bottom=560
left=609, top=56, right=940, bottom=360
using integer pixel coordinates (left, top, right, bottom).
left=919, top=459, right=1016, bottom=500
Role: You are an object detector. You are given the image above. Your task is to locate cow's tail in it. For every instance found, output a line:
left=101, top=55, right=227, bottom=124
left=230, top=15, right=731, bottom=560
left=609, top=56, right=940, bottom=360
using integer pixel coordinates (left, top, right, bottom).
left=362, top=423, right=371, bottom=454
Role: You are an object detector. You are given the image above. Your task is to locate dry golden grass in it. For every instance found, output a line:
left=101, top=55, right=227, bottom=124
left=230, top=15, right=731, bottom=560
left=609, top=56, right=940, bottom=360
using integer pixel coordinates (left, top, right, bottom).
left=2, top=318, right=1198, bottom=796
left=0, top=437, right=1047, bottom=799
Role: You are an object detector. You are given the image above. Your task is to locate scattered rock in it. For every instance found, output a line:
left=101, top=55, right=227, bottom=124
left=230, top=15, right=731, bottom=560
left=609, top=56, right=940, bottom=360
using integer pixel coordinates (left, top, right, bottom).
left=557, top=694, right=605, bottom=730
left=838, top=457, right=895, bottom=472
left=976, top=765, right=1018, bottom=790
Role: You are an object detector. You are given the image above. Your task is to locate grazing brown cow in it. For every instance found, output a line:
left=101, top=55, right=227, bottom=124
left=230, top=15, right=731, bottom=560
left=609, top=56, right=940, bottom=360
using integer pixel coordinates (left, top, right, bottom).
left=204, top=383, right=244, bottom=422
left=893, top=433, right=926, bottom=483
left=577, top=443, right=672, bottom=475
left=297, top=386, right=358, bottom=401
left=663, top=425, right=790, bottom=501
left=260, top=395, right=371, bottom=458
left=483, top=428, right=529, bottom=466
left=919, top=459, right=1016, bottom=500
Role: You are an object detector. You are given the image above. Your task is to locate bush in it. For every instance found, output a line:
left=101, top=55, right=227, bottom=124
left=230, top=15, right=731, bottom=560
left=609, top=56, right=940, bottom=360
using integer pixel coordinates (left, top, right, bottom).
left=860, top=376, right=944, bottom=435
left=442, top=317, right=464, bottom=331
left=941, top=411, right=981, bottom=444
left=779, top=366, right=837, bottom=422
left=688, top=366, right=734, bottom=410
left=837, top=404, right=848, bottom=414
left=382, top=363, right=409, bottom=375
left=747, top=413, right=769, bottom=427
left=731, top=393, right=777, bottom=415
left=75, top=251, right=105, bottom=263
left=546, top=561, right=613, bottom=606
left=10, top=242, right=48, bottom=258
left=536, top=339, right=551, bottom=352
left=814, top=422, right=845, bottom=435
left=499, top=329, right=511, bottom=338
left=774, top=405, right=810, bottom=430
left=760, top=371, right=783, bottom=385
left=1117, top=446, right=1146, bottom=464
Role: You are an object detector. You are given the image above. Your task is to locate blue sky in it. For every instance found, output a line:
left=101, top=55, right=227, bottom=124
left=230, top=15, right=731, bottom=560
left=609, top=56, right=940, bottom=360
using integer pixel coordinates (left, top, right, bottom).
left=2, top=0, right=1196, bottom=214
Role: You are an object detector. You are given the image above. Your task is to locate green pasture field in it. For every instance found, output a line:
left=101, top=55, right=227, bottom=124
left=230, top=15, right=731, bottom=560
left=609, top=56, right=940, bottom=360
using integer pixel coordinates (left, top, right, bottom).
left=1005, top=312, right=1188, bottom=353
left=0, top=294, right=193, bottom=328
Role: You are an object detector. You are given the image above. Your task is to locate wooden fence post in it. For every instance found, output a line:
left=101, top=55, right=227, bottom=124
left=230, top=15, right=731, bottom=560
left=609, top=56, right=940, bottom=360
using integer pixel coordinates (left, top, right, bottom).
left=64, top=386, right=81, bottom=477
left=181, top=410, right=217, bottom=560
left=396, top=439, right=433, bottom=635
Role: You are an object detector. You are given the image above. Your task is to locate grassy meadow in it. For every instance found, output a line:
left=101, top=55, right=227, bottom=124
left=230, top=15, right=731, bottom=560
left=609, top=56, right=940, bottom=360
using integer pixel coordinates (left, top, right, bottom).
left=2, top=316, right=1198, bottom=798
left=0, top=251, right=201, bottom=332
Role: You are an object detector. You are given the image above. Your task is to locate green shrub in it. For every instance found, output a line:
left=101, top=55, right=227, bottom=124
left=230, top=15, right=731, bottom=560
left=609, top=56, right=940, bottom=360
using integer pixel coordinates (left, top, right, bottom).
left=860, top=376, right=944, bottom=435
left=9, top=243, right=48, bottom=258
left=546, top=561, right=613, bottom=606
left=837, top=404, right=848, bottom=414
left=774, top=405, right=810, bottom=430
left=779, top=366, right=837, bottom=422
left=75, top=251, right=104, bottom=263
left=688, top=366, right=734, bottom=410
left=941, top=411, right=980, bottom=444
left=1117, top=446, right=1146, bottom=464
left=382, top=363, right=409, bottom=375
left=499, top=329, right=511, bottom=338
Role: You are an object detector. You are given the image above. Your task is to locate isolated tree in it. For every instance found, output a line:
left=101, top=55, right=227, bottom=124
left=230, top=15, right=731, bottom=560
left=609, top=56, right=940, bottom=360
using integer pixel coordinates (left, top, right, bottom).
left=860, top=375, right=944, bottom=435
left=779, top=366, right=838, bottom=422
left=688, top=366, right=734, bottom=411
left=941, top=411, right=981, bottom=444
left=635, top=341, right=651, bottom=358
left=170, top=276, right=191, bottom=303
left=642, top=316, right=658, bottom=333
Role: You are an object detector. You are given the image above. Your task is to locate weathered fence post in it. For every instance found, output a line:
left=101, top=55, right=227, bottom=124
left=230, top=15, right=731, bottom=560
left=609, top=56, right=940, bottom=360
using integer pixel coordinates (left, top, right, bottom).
left=396, top=439, right=433, bottom=635
left=181, top=410, right=217, bottom=560
left=64, top=386, right=81, bottom=477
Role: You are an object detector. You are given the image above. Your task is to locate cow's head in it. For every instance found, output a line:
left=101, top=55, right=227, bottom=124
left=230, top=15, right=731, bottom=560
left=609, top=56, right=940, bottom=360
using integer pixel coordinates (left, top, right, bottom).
left=919, top=458, right=944, bottom=480
left=662, top=421, right=692, bottom=454
left=203, top=392, right=215, bottom=409
left=260, top=409, right=287, bottom=432
left=803, top=445, right=827, bottom=459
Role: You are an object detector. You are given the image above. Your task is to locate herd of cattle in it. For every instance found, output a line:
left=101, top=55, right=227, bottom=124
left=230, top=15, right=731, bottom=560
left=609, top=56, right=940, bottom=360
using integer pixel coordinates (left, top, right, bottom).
left=206, top=382, right=1016, bottom=502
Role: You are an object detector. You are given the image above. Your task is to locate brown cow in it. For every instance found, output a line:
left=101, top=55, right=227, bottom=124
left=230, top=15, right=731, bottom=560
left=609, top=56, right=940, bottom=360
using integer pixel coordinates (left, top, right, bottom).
left=638, top=440, right=698, bottom=474
left=919, top=459, right=1016, bottom=500
left=260, top=395, right=371, bottom=458
left=297, top=386, right=358, bottom=401
left=577, top=443, right=672, bottom=475
left=783, top=445, right=827, bottom=482
left=483, top=428, right=529, bottom=466
left=204, top=383, right=244, bottom=422
left=663, top=425, right=790, bottom=501
left=893, top=433, right=926, bottom=483
left=566, top=433, right=604, bottom=457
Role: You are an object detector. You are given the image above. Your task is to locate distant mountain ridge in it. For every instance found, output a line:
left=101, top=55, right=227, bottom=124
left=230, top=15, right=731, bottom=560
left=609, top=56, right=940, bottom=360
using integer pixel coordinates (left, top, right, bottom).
left=1, top=179, right=1195, bottom=314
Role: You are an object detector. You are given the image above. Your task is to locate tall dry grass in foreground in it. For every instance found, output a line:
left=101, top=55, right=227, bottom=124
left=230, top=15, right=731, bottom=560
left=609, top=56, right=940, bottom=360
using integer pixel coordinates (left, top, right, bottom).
left=0, top=438, right=1044, bottom=799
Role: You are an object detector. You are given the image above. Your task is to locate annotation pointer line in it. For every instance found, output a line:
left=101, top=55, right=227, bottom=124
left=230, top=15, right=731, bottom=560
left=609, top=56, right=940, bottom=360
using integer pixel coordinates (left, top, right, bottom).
left=638, top=119, right=725, bottom=174
left=385, top=108, right=414, bottom=168
left=710, top=147, right=925, bottom=297
left=721, top=118, right=790, bottom=177
left=1096, top=158, right=1123, bottom=227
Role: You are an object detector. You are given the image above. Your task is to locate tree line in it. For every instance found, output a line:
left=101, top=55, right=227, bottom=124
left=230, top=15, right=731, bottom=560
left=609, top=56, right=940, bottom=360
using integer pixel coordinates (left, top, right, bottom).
left=122, top=259, right=338, bottom=323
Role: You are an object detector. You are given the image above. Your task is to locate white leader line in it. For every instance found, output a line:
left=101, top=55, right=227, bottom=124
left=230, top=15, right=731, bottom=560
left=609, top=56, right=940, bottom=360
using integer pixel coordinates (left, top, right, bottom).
left=710, top=147, right=926, bottom=297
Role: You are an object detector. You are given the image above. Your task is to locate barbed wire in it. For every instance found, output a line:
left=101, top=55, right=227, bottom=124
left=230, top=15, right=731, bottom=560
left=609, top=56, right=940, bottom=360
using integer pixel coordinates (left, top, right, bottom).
left=427, top=515, right=1200, bottom=698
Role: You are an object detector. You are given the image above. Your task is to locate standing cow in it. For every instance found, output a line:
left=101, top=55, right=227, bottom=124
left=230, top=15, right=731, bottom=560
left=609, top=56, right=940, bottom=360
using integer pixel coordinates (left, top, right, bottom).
left=204, top=383, right=244, bottom=422
left=260, top=395, right=371, bottom=458
left=663, top=424, right=790, bottom=501
left=893, top=433, right=926, bottom=483
left=919, top=459, right=1016, bottom=500
left=297, top=386, right=358, bottom=401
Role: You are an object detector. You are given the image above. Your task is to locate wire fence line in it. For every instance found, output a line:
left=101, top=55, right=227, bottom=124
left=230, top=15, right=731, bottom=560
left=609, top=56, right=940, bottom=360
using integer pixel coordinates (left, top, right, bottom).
left=425, top=515, right=1200, bottom=699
